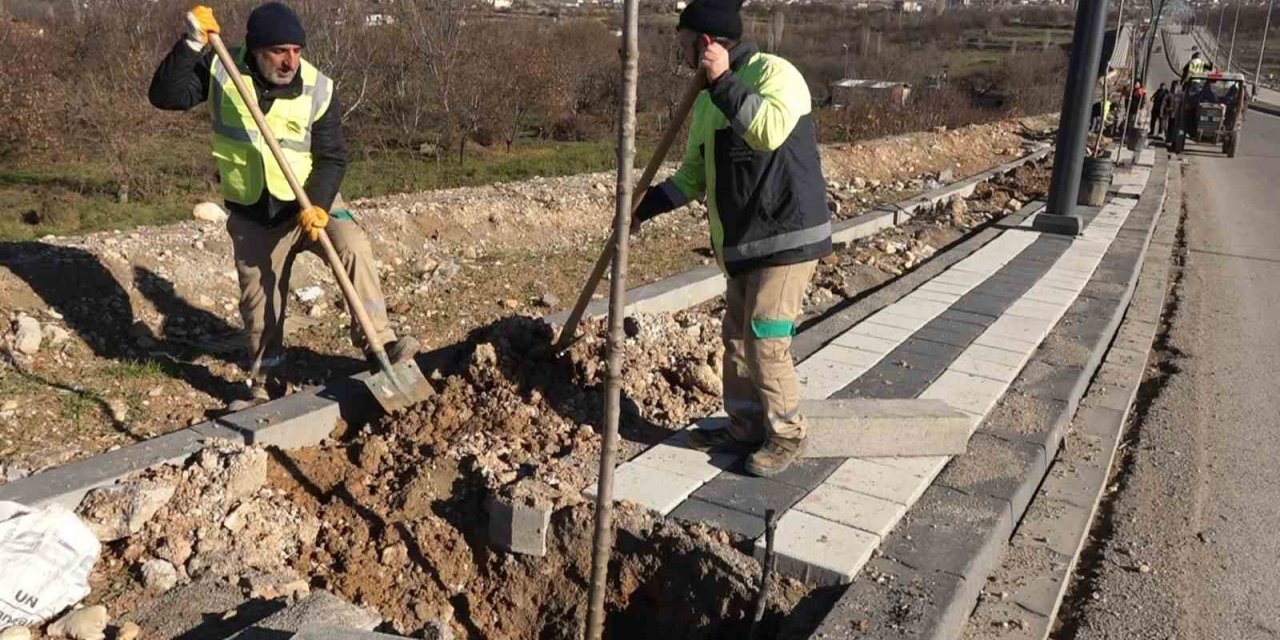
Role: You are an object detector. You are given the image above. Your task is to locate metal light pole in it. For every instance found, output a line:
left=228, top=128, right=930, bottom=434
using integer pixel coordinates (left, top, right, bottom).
left=843, top=43, right=850, bottom=77
left=1228, top=0, right=1242, bottom=70
left=1038, top=0, right=1112, bottom=235
left=1217, top=2, right=1227, bottom=60
left=1255, top=0, right=1275, bottom=92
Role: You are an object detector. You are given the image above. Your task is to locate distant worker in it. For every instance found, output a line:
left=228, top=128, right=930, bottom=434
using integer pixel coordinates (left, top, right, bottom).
left=1164, top=80, right=1181, bottom=136
left=630, top=0, right=832, bottom=477
left=1128, top=81, right=1146, bottom=126
left=1091, top=97, right=1113, bottom=133
left=1182, top=49, right=1212, bottom=82
left=148, top=3, right=418, bottom=410
left=1150, top=82, right=1169, bottom=137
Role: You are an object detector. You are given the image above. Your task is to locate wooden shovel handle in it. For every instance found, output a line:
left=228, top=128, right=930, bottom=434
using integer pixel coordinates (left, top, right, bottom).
left=208, top=34, right=392, bottom=367
left=552, top=73, right=707, bottom=351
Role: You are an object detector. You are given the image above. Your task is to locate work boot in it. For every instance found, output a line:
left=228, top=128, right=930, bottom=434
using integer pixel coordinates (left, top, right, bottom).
left=367, top=336, right=421, bottom=368
left=687, top=427, right=763, bottom=454
left=745, top=436, right=806, bottom=478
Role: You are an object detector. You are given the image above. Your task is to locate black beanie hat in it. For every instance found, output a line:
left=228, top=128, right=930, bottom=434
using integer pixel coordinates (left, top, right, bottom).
left=678, top=0, right=744, bottom=40
left=246, top=2, right=306, bottom=50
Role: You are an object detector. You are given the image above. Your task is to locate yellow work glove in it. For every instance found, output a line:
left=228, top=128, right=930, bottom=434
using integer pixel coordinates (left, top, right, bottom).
left=184, top=6, right=220, bottom=50
left=298, top=205, right=329, bottom=242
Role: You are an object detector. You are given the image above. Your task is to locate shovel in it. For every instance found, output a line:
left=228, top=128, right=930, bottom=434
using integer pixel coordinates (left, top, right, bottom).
left=551, top=72, right=707, bottom=354
left=209, top=33, right=432, bottom=413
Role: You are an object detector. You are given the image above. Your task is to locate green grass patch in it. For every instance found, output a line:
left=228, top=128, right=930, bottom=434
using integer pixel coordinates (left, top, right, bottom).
left=1, top=139, right=656, bottom=242
left=105, top=359, right=168, bottom=380
left=59, top=389, right=101, bottom=421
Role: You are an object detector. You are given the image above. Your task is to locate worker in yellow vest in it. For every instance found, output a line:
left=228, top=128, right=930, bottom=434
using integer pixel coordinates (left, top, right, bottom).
left=1182, top=49, right=1212, bottom=83
left=149, top=3, right=418, bottom=410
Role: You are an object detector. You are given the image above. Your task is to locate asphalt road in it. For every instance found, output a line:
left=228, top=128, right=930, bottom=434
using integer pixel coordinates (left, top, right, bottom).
left=1056, top=33, right=1280, bottom=640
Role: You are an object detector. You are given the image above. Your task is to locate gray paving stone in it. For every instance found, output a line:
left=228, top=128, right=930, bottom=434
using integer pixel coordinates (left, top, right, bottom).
left=950, top=292, right=1019, bottom=319
left=667, top=498, right=766, bottom=539
left=938, top=308, right=999, bottom=326
left=0, top=425, right=239, bottom=510
left=984, top=543, right=1074, bottom=619
left=897, top=337, right=966, bottom=362
left=766, top=456, right=845, bottom=489
left=756, top=510, right=880, bottom=585
left=799, top=398, right=972, bottom=458
left=915, top=320, right=986, bottom=349
left=692, top=472, right=810, bottom=518
left=935, top=433, right=1047, bottom=524
left=1012, top=361, right=1088, bottom=403
left=881, top=485, right=1013, bottom=584
left=1014, top=496, right=1092, bottom=558
left=1040, top=456, right=1110, bottom=510
left=805, top=557, right=971, bottom=640
left=217, top=390, right=341, bottom=450
left=796, top=482, right=908, bottom=538
left=230, top=591, right=380, bottom=640
left=293, top=629, right=417, bottom=640
left=833, top=352, right=947, bottom=399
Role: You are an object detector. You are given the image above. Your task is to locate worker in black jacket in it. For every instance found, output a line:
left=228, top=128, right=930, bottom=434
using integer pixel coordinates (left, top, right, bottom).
left=149, top=3, right=418, bottom=410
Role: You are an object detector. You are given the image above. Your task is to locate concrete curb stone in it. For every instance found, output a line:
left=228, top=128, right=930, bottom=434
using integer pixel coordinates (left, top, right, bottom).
left=798, top=151, right=1171, bottom=639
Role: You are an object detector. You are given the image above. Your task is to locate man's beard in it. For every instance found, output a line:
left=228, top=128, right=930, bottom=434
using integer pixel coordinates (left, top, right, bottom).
left=264, top=67, right=298, bottom=86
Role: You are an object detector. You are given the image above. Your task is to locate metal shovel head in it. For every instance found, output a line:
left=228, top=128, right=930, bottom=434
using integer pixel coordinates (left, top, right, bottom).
left=364, top=358, right=434, bottom=413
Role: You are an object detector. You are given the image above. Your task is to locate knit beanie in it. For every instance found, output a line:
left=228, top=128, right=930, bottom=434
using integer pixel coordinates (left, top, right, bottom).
left=678, top=0, right=744, bottom=40
left=245, top=2, right=306, bottom=50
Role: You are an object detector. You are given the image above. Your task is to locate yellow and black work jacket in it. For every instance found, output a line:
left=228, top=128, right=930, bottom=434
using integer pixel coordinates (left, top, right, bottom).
left=638, top=43, right=832, bottom=277
left=149, top=39, right=347, bottom=227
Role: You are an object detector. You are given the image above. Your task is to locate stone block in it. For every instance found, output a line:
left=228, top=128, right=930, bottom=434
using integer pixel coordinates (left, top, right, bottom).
left=229, top=591, right=380, bottom=640
left=487, top=494, right=552, bottom=557
left=667, top=498, right=765, bottom=539
left=217, top=391, right=341, bottom=450
left=628, top=430, right=738, bottom=483
left=794, top=483, right=906, bottom=538
left=879, top=486, right=1012, bottom=582
left=798, top=398, right=972, bottom=458
left=582, top=462, right=699, bottom=515
left=691, top=472, right=809, bottom=518
left=754, top=510, right=879, bottom=585
left=919, top=370, right=1010, bottom=419
left=808, top=557, right=970, bottom=640
left=826, top=458, right=930, bottom=506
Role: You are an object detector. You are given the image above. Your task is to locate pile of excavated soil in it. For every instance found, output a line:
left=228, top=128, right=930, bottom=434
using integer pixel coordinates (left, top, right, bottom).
left=86, top=312, right=798, bottom=639
left=0, top=116, right=1056, bottom=475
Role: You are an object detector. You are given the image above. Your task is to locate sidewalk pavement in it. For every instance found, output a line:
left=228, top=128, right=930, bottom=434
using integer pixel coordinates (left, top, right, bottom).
left=593, top=148, right=1161, bottom=587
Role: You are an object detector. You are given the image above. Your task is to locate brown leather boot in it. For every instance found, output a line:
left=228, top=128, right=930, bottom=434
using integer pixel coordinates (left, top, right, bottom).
left=687, top=427, right=763, bottom=454
left=745, top=436, right=806, bottom=477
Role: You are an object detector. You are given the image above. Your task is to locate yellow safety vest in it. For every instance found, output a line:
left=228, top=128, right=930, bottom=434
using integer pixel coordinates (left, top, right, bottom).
left=1189, top=58, right=1208, bottom=75
left=208, top=47, right=333, bottom=205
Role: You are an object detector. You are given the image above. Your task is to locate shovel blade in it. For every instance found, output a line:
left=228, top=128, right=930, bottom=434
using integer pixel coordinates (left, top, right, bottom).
left=364, top=358, right=434, bottom=413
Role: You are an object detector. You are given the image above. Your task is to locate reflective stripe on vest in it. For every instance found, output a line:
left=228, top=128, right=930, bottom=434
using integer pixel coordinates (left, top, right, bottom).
left=208, top=48, right=333, bottom=205
left=1190, top=59, right=1207, bottom=74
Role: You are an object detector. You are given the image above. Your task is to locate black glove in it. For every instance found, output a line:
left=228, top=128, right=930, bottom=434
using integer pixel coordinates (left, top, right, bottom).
left=633, top=183, right=682, bottom=225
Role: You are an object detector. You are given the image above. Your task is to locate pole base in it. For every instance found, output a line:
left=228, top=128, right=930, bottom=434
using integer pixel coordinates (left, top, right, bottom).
left=1033, top=213, right=1083, bottom=236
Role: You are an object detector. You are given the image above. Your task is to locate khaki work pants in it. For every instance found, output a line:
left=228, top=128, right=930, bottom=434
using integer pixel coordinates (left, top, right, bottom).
left=722, top=260, right=817, bottom=443
left=226, top=197, right=393, bottom=373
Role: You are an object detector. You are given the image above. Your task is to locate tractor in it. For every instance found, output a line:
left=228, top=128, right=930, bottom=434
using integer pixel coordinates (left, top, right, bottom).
left=1166, top=71, right=1249, bottom=157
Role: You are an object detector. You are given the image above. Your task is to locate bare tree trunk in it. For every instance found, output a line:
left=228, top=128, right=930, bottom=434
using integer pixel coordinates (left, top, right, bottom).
left=583, top=0, right=639, bottom=632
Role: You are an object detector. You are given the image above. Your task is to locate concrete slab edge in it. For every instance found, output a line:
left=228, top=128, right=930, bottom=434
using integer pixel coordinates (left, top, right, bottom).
left=796, top=151, right=1171, bottom=640
left=970, top=152, right=1181, bottom=639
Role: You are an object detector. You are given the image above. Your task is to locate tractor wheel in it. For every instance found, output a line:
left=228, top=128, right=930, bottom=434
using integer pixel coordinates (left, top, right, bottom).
left=1225, top=135, right=1238, bottom=158
left=1172, top=133, right=1186, bottom=154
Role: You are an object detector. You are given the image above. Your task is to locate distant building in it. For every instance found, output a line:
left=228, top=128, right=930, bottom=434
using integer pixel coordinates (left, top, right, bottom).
left=894, top=0, right=924, bottom=11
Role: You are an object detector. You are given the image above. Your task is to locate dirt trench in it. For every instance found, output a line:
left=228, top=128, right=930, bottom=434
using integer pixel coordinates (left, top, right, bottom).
left=70, top=157, right=1054, bottom=640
